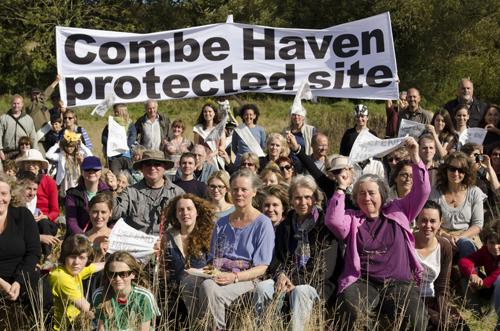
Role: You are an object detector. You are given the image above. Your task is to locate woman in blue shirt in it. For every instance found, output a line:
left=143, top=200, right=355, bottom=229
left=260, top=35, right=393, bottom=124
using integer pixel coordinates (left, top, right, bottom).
left=198, top=169, right=275, bottom=330
left=232, top=104, right=266, bottom=166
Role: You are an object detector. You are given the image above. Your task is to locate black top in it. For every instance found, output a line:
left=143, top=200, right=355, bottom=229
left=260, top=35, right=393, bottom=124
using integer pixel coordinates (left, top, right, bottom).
left=267, top=209, right=341, bottom=294
left=0, top=206, right=41, bottom=284
left=443, top=98, right=487, bottom=128
left=173, top=178, right=207, bottom=197
left=339, top=127, right=378, bottom=157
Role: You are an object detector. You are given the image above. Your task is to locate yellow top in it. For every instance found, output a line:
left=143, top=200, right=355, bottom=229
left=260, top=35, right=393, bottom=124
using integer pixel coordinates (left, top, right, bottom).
left=49, top=264, right=96, bottom=330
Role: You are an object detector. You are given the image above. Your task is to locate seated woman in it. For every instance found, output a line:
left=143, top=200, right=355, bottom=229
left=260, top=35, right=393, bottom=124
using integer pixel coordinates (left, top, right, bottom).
left=160, top=193, right=215, bottom=320
left=16, top=149, right=59, bottom=255
left=254, top=175, right=341, bottom=330
left=93, top=251, right=160, bottom=331
left=325, top=137, right=430, bottom=330
left=206, top=171, right=235, bottom=219
left=414, top=200, right=468, bottom=330
left=196, top=169, right=275, bottom=330
left=85, top=193, right=113, bottom=262
left=260, top=184, right=289, bottom=227
left=0, top=173, right=50, bottom=326
left=65, top=156, right=109, bottom=235
left=388, top=160, right=413, bottom=200
left=429, top=151, right=486, bottom=258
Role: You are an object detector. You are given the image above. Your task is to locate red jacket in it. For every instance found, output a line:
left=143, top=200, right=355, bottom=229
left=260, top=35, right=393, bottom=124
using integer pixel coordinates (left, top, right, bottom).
left=36, top=174, right=59, bottom=222
left=458, top=246, right=500, bottom=288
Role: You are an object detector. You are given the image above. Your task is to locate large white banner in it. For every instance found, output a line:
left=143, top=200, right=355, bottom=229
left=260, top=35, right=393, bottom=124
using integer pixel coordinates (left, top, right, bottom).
left=56, top=13, right=399, bottom=107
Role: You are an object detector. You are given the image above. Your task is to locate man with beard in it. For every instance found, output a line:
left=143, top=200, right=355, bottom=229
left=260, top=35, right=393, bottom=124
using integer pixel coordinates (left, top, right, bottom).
left=444, top=78, right=487, bottom=128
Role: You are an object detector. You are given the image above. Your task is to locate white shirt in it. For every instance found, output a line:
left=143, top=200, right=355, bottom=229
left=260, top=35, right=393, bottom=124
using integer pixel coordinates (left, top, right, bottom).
left=143, top=117, right=161, bottom=150
left=416, top=243, right=441, bottom=297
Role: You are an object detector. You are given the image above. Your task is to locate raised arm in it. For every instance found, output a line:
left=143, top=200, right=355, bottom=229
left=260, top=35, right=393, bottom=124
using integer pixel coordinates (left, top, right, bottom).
left=393, top=137, right=431, bottom=222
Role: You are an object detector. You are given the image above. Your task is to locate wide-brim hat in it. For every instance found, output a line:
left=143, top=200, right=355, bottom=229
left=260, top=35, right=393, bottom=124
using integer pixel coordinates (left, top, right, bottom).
left=133, top=150, right=174, bottom=170
left=15, top=149, right=49, bottom=169
left=327, top=154, right=351, bottom=172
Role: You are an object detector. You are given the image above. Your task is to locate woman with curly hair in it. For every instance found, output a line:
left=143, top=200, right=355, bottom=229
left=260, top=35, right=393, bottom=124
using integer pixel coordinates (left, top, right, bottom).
left=92, top=251, right=159, bottom=331
left=430, top=151, right=487, bottom=258
left=160, top=193, right=215, bottom=317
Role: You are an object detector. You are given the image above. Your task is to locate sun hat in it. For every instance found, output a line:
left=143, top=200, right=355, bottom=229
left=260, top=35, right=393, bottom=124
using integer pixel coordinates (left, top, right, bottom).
left=81, top=156, right=102, bottom=171
left=133, top=150, right=175, bottom=170
left=327, top=154, right=351, bottom=172
left=354, top=104, right=368, bottom=117
left=15, top=149, right=49, bottom=169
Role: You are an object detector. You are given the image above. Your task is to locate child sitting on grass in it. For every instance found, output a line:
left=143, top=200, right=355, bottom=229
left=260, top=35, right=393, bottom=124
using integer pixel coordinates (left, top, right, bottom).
left=458, top=224, right=500, bottom=324
left=92, top=251, right=160, bottom=331
left=49, top=234, right=105, bottom=330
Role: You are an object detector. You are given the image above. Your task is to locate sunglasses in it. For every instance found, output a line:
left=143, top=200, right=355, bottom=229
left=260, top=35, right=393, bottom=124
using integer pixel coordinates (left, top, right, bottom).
left=387, top=157, right=402, bottom=163
left=447, top=166, right=465, bottom=174
left=108, top=270, right=132, bottom=279
left=143, top=161, right=164, bottom=168
left=63, top=116, right=74, bottom=120
left=279, top=165, right=293, bottom=171
left=84, top=168, right=100, bottom=173
left=241, top=162, right=255, bottom=167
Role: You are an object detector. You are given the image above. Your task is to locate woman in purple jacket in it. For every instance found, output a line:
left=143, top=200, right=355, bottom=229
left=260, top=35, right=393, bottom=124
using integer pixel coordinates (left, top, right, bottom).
left=325, top=137, right=431, bottom=331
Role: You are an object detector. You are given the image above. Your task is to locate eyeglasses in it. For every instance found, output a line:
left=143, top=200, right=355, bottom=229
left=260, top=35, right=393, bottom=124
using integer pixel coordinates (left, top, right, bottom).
left=108, top=270, right=132, bottom=279
left=143, top=161, right=164, bottom=168
left=447, top=166, right=465, bottom=174
left=63, top=116, right=74, bottom=120
left=208, top=184, right=226, bottom=191
left=279, top=165, right=293, bottom=171
left=241, top=162, right=255, bottom=167
left=398, top=173, right=412, bottom=179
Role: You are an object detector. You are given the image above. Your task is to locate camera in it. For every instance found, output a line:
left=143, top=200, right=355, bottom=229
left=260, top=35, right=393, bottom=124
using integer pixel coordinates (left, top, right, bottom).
left=475, top=154, right=484, bottom=163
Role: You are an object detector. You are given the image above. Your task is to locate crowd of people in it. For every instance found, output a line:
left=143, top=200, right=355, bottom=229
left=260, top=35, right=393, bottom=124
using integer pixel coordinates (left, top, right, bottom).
left=0, top=76, right=498, bottom=330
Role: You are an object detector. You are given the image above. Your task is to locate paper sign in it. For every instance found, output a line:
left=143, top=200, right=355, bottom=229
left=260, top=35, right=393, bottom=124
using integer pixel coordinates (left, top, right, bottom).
left=398, top=119, right=426, bottom=138
left=108, top=219, right=158, bottom=261
left=458, top=128, right=487, bottom=147
left=106, top=116, right=129, bottom=157
left=349, top=129, right=407, bottom=163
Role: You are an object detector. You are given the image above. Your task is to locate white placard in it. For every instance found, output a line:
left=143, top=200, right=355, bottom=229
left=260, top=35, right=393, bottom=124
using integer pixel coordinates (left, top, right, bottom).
left=349, top=129, right=407, bottom=163
left=458, top=128, right=487, bottom=147
left=56, top=13, right=399, bottom=107
left=398, top=119, right=426, bottom=138
left=108, top=219, right=158, bottom=261
left=106, top=116, right=129, bottom=157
